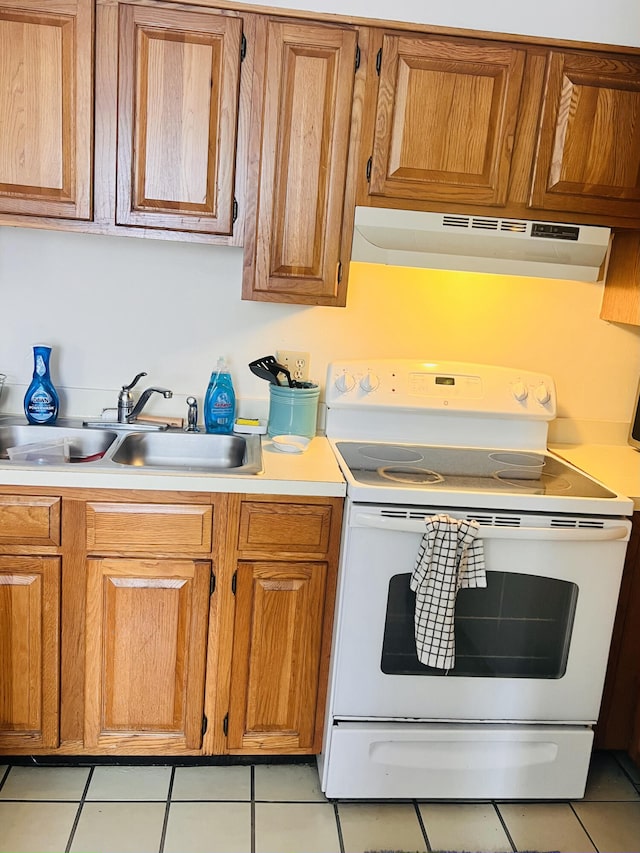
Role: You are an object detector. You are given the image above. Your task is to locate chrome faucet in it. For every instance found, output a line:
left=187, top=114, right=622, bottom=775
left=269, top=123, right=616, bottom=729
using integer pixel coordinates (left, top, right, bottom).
left=117, top=373, right=173, bottom=423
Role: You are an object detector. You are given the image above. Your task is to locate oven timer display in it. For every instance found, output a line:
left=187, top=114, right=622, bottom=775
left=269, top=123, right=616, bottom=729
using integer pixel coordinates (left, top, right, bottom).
left=409, top=373, right=482, bottom=398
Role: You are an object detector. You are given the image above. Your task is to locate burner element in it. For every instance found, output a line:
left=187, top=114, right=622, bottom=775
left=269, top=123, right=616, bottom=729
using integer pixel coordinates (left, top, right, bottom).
left=489, top=452, right=545, bottom=468
left=493, top=470, right=572, bottom=493
left=358, top=445, right=424, bottom=464
left=377, top=466, right=444, bottom=485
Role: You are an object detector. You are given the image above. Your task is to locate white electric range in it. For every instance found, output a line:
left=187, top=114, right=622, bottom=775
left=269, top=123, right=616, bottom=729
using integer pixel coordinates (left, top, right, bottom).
left=318, top=359, right=633, bottom=800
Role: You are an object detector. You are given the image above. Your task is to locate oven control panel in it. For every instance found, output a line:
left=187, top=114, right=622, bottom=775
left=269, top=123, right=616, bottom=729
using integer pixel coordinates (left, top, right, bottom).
left=326, top=359, right=556, bottom=419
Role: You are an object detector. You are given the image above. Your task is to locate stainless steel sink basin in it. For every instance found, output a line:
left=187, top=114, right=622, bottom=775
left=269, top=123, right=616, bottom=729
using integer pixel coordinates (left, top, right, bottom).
left=0, top=425, right=119, bottom=463
left=111, top=431, right=263, bottom=474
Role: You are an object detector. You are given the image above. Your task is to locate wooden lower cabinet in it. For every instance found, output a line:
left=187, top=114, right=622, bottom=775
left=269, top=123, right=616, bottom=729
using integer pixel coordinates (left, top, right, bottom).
left=227, top=560, right=328, bottom=752
left=0, top=556, right=60, bottom=750
left=0, top=487, right=342, bottom=757
left=84, top=556, right=211, bottom=752
left=596, top=512, right=640, bottom=756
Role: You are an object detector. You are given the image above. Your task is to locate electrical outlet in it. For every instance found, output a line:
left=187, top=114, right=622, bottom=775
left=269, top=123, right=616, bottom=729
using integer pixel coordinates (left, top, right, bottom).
left=277, top=350, right=310, bottom=382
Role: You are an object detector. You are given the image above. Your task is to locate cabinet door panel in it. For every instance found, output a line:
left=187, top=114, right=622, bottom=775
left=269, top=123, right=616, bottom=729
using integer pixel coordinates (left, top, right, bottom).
left=0, top=495, right=60, bottom=546
left=0, top=556, right=60, bottom=750
left=85, top=558, right=210, bottom=750
left=244, top=19, right=356, bottom=304
left=0, top=0, right=92, bottom=218
left=369, top=35, right=525, bottom=205
left=531, top=51, right=640, bottom=218
left=116, top=5, right=242, bottom=234
left=85, top=502, right=213, bottom=553
left=228, top=561, right=327, bottom=752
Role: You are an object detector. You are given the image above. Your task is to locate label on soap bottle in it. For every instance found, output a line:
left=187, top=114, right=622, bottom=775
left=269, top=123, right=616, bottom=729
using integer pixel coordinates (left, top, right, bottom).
left=26, top=383, right=56, bottom=423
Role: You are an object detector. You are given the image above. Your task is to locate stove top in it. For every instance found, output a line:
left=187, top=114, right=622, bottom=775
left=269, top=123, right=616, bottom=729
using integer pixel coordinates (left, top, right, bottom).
left=335, top=442, right=615, bottom=499
left=325, top=359, right=633, bottom=517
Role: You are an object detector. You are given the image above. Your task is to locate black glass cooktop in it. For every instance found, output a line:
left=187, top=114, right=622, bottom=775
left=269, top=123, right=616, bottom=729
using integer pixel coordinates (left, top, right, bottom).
left=335, top=442, right=616, bottom=499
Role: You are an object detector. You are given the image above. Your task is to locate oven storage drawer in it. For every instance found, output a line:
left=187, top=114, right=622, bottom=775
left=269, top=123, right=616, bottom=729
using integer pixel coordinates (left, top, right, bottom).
left=322, top=722, right=593, bottom=800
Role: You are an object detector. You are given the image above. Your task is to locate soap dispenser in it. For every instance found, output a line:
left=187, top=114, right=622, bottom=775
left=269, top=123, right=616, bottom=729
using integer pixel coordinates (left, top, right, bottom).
left=204, top=357, right=236, bottom=434
left=24, top=344, right=59, bottom=425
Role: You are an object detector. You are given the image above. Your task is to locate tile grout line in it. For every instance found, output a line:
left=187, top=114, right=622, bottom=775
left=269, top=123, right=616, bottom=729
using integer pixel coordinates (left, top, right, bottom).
left=158, top=766, right=175, bottom=853
left=0, top=765, right=10, bottom=792
left=568, top=801, right=601, bottom=853
left=251, top=764, right=256, bottom=853
left=333, top=801, right=345, bottom=853
left=64, top=765, right=94, bottom=853
left=611, top=750, right=640, bottom=788
left=492, top=801, right=517, bottom=852
left=413, top=800, right=432, bottom=852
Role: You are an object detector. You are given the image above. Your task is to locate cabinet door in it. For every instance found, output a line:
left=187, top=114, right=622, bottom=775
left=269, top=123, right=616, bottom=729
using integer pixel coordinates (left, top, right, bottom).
left=243, top=19, right=357, bottom=306
left=228, top=560, right=327, bottom=752
left=0, top=557, right=60, bottom=750
left=0, top=0, right=92, bottom=219
left=368, top=35, right=526, bottom=206
left=85, top=557, right=210, bottom=751
left=116, top=5, right=242, bottom=234
left=531, top=51, right=640, bottom=219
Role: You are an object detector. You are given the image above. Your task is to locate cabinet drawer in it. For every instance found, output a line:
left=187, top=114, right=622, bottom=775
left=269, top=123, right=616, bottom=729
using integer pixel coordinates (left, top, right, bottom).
left=0, top=495, right=61, bottom=546
left=86, top=503, right=213, bottom=553
left=238, top=501, right=333, bottom=557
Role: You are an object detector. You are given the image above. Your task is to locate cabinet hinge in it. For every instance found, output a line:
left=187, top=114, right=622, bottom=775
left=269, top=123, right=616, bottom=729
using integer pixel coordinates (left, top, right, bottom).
left=223, top=713, right=229, bottom=736
left=202, top=714, right=208, bottom=736
left=354, top=44, right=361, bottom=72
left=366, top=157, right=372, bottom=183
left=231, top=571, right=237, bottom=595
left=233, top=197, right=238, bottom=223
left=240, top=33, right=247, bottom=62
left=210, top=570, right=216, bottom=597
left=376, top=47, right=382, bottom=76
left=337, top=261, right=343, bottom=284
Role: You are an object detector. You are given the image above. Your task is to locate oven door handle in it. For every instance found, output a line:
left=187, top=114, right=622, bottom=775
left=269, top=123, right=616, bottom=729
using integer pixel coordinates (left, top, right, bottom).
left=354, top=513, right=630, bottom=541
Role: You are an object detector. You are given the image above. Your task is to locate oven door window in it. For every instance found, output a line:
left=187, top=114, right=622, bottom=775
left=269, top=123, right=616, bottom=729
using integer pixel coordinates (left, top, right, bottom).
left=381, top=571, right=578, bottom=678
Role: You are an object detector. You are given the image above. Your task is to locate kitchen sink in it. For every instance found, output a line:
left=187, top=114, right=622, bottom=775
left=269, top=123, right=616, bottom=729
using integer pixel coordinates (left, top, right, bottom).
left=0, top=424, right=119, bottom=463
left=111, top=431, right=263, bottom=475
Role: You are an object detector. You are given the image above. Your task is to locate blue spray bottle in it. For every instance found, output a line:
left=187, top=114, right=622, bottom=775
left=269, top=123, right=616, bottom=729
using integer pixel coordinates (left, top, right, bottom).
left=24, top=345, right=59, bottom=425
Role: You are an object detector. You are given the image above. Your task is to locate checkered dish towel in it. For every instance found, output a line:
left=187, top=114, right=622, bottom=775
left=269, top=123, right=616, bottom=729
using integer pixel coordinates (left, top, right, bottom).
left=410, top=513, right=486, bottom=670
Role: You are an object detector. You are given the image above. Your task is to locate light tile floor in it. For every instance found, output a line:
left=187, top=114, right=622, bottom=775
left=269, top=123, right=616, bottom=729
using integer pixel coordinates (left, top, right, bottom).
left=0, top=751, right=639, bottom=852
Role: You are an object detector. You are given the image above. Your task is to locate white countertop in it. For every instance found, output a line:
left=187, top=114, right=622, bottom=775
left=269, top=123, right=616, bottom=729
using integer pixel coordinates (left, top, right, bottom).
left=0, top=435, right=347, bottom=497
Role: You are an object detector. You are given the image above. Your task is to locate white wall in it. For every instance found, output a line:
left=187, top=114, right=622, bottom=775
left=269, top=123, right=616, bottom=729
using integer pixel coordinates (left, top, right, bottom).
left=242, top=0, right=640, bottom=47
left=1, top=228, right=638, bottom=426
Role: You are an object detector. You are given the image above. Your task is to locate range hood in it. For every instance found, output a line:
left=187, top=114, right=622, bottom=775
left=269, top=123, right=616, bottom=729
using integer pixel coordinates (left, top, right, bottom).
left=351, top=206, right=611, bottom=282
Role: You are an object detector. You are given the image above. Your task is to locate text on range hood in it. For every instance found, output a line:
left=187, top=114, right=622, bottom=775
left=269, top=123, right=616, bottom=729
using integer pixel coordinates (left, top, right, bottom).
left=351, top=207, right=611, bottom=282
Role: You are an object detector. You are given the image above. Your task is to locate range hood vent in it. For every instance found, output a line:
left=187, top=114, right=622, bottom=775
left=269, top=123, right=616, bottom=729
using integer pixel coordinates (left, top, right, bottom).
left=351, top=207, right=611, bottom=282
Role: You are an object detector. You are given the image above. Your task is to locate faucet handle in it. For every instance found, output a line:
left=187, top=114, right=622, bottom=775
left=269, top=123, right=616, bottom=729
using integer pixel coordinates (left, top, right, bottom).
left=118, top=372, right=147, bottom=423
left=122, top=372, right=147, bottom=392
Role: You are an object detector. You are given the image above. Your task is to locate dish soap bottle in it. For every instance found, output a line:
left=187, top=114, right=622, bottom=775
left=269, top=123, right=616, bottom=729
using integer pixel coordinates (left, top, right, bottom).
left=204, top=356, right=236, bottom=434
left=24, top=344, right=59, bottom=425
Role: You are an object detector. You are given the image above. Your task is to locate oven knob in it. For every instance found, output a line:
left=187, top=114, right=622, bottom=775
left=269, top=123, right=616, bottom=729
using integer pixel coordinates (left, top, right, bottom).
left=534, top=383, right=551, bottom=405
left=335, top=372, right=355, bottom=393
left=512, top=381, right=528, bottom=401
left=359, top=372, right=380, bottom=393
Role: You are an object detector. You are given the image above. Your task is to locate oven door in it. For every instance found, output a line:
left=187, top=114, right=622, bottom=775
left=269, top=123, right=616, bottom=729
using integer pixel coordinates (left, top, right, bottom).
left=331, top=503, right=631, bottom=723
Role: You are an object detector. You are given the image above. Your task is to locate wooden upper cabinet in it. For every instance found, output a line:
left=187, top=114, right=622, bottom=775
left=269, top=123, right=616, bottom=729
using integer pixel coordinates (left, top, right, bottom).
left=242, top=18, right=358, bottom=306
left=0, top=556, right=60, bottom=750
left=368, top=34, right=526, bottom=206
left=531, top=51, right=640, bottom=220
left=115, top=5, right=242, bottom=234
left=0, top=0, right=93, bottom=219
